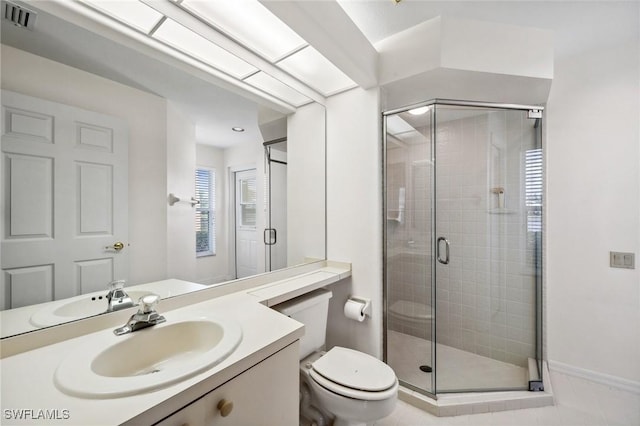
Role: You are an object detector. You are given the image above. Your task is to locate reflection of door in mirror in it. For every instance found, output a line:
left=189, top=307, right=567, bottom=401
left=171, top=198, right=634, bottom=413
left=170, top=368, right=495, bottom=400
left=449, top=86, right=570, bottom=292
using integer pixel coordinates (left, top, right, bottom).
left=264, top=141, right=288, bottom=272
left=234, top=169, right=257, bottom=279
left=1, top=91, right=128, bottom=310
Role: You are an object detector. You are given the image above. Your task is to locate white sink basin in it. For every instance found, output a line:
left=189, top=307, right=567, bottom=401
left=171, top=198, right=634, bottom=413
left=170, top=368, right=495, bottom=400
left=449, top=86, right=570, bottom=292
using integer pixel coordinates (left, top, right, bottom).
left=30, top=290, right=153, bottom=327
left=54, top=315, right=242, bottom=398
left=29, top=280, right=206, bottom=328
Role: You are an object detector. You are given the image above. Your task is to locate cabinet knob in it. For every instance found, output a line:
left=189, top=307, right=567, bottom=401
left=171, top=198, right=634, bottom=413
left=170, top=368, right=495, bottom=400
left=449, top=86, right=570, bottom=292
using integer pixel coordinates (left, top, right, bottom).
left=217, top=399, right=233, bottom=417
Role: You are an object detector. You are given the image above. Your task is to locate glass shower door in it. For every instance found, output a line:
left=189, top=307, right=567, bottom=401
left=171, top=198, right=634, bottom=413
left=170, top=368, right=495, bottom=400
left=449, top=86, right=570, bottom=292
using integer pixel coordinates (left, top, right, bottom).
left=264, top=141, right=288, bottom=272
left=433, top=105, right=542, bottom=392
left=384, top=105, right=435, bottom=394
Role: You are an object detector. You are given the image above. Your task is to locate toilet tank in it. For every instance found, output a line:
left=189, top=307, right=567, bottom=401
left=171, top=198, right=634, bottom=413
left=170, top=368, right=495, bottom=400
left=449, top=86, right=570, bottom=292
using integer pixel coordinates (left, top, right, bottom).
left=273, top=289, right=333, bottom=359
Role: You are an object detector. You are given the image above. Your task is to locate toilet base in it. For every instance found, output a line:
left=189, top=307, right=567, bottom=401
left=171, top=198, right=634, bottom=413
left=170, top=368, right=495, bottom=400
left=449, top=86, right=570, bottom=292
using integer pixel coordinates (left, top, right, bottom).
left=299, top=352, right=397, bottom=426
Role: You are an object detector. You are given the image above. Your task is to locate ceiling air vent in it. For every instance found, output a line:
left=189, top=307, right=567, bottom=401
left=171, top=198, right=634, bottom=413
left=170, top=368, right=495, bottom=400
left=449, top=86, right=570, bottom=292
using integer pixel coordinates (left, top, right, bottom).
left=2, top=1, right=37, bottom=30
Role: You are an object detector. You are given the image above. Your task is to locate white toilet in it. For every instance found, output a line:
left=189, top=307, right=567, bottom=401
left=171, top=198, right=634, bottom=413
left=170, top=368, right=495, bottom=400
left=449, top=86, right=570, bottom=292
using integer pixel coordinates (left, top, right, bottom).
left=274, top=289, right=398, bottom=426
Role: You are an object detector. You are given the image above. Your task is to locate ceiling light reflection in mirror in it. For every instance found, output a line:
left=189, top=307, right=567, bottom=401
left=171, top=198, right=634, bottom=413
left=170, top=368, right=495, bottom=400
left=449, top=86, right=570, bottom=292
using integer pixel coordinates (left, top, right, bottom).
left=80, top=0, right=316, bottom=109
left=181, top=0, right=307, bottom=63
left=245, top=72, right=312, bottom=107
left=83, top=0, right=163, bottom=33
left=277, top=45, right=356, bottom=96
left=153, top=18, right=258, bottom=79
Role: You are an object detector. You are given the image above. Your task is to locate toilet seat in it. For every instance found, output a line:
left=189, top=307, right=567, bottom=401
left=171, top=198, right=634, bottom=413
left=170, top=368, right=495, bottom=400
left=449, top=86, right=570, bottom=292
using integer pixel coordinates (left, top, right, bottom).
left=309, top=347, right=398, bottom=401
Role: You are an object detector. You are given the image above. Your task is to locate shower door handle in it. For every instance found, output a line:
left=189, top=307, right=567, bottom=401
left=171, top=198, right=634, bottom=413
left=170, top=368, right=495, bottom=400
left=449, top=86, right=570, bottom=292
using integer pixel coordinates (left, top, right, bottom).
left=263, top=228, right=276, bottom=245
left=437, top=237, right=450, bottom=265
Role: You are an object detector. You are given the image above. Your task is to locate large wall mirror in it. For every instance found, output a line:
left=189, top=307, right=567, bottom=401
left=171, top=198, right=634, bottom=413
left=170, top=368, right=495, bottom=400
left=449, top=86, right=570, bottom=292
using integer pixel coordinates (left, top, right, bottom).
left=0, top=0, right=327, bottom=338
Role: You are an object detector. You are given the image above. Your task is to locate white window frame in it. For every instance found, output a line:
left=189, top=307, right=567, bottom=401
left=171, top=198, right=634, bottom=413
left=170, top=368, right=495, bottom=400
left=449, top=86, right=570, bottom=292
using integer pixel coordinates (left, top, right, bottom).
left=236, top=173, right=257, bottom=230
left=195, top=167, right=216, bottom=257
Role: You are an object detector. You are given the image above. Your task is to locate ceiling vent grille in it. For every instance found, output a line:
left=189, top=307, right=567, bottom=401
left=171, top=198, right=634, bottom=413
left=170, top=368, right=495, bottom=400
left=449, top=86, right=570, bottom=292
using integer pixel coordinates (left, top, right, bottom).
left=2, top=1, right=37, bottom=30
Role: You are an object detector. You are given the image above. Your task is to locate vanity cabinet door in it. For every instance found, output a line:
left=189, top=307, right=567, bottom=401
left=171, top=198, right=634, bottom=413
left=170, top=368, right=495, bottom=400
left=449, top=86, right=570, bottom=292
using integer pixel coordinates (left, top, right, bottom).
left=155, top=342, right=299, bottom=426
left=154, top=401, right=204, bottom=426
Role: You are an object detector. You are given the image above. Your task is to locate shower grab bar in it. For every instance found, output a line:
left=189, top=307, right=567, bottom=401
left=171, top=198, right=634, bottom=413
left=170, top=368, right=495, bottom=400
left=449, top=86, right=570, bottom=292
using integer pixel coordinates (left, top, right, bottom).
left=437, top=237, right=450, bottom=265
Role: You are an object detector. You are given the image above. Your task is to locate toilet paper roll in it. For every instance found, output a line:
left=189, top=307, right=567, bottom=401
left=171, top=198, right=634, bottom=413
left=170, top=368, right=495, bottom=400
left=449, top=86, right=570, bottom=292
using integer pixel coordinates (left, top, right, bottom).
left=344, top=299, right=366, bottom=322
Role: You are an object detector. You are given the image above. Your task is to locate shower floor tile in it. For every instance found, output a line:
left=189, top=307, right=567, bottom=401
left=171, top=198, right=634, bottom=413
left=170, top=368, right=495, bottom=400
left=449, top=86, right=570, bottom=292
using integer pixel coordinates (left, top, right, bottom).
left=387, top=331, right=528, bottom=393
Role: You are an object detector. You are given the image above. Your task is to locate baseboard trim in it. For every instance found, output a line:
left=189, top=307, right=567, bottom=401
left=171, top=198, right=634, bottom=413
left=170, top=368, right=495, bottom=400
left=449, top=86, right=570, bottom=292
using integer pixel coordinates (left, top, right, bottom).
left=548, top=360, right=640, bottom=394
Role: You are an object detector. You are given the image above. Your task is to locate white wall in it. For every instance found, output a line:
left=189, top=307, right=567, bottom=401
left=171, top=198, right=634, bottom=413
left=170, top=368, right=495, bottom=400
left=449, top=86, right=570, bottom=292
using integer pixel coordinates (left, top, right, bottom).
left=324, top=7, right=640, bottom=389
left=377, top=17, right=553, bottom=110
left=166, top=102, right=197, bottom=281
left=287, top=102, right=326, bottom=265
left=546, top=38, right=640, bottom=383
left=195, top=144, right=230, bottom=284
left=0, top=45, right=168, bottom=286
left=376, top=16, right=553, bottom=85
left=326, top=87, right=382, bottom=358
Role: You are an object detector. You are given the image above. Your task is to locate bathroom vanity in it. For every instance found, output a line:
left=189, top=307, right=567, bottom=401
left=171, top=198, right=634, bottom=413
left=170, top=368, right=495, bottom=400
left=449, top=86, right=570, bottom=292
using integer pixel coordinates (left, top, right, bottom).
left=0, top=262, right=351, bottom=425
left=155, top=343, right=299, bottom=426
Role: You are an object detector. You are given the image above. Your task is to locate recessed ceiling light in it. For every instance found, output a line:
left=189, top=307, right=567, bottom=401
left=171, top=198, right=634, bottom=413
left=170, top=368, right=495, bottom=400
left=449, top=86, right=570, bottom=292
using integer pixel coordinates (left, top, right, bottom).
left=232, top=127, right=245, bottom=132
left=408, top=106, right=430, bottom=115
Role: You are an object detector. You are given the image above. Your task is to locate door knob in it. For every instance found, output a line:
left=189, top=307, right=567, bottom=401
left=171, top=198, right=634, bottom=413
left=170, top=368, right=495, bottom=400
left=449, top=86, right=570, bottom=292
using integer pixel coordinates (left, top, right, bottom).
left=105, top=242, right=125, bottom=252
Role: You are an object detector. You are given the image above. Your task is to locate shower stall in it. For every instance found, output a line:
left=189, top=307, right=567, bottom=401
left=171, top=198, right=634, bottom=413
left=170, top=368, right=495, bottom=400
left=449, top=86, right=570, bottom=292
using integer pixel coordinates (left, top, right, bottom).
left=383, top=100, right=543, bottom=396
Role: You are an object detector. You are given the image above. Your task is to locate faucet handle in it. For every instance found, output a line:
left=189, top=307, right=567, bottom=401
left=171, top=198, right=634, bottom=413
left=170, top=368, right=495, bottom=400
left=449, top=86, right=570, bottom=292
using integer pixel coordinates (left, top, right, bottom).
left=108, top=279, right=126, bottom=292
left=139, top=294, right=161, bottom=314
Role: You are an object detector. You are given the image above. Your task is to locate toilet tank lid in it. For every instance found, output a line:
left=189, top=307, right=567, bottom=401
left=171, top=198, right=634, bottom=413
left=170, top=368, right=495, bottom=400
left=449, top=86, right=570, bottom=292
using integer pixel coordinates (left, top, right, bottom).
left=312, top=346, right=397, bottom=392
left=272, top=289, right=332, bottom=316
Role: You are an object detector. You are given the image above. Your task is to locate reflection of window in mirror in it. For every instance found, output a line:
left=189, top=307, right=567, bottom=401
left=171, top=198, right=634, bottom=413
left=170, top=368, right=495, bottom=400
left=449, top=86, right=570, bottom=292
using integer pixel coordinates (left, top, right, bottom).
left=240, top=177, right=257, bottom=228
left=195, top=168, right=216, bottom=257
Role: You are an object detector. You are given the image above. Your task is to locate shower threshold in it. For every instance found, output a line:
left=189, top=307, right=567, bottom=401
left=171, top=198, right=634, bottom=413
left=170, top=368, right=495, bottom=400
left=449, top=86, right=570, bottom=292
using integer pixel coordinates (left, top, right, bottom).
left=387, top=331, right=554, bottom=416
left=399, top=361, right=554, bottom=417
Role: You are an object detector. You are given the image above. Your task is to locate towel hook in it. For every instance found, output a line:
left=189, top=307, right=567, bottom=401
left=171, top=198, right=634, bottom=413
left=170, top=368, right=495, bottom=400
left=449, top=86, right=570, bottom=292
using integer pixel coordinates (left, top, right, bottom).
left=168, top=193, right=199, bottom=207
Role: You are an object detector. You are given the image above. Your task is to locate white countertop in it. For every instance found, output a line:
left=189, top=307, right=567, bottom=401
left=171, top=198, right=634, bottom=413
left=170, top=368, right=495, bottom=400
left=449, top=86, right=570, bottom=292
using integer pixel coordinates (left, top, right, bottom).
left=0, top=262, right=351, bottom=425
left=0, top=280, right=206, bottom=338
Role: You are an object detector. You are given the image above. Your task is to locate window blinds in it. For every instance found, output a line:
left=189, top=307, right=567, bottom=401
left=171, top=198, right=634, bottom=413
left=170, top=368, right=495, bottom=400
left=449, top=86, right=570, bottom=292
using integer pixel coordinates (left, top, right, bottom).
left=195, top=168, right=216, bottom=255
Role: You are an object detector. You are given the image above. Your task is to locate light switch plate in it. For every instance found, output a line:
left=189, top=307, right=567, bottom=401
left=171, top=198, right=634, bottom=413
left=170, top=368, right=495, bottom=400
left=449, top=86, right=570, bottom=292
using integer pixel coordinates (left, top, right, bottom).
left=610, top=252, right=635, bottom=269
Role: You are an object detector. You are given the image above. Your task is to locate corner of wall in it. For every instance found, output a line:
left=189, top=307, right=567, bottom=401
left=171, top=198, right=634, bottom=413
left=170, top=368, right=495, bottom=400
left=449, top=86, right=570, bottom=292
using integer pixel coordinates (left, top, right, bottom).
left=325, top=87, right=383, bottom=358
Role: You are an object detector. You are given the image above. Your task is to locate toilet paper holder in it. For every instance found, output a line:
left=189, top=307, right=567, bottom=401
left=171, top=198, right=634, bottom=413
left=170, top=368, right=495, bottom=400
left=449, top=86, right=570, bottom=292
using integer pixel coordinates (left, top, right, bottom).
left=346, top=296, right=372, bottom=318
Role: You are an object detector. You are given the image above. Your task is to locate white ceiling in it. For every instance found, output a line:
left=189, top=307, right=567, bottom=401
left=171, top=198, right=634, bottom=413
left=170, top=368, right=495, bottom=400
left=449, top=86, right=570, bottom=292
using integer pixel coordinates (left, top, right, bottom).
left=3, top=0, right=637, bottom=150
left=337, top=0, right=639, bottom=57
left=1, top=2, right=275, bottom=148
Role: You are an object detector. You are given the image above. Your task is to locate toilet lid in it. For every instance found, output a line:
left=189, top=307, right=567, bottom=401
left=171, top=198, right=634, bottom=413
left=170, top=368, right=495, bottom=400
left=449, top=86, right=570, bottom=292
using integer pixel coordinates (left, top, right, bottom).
left=311, top=347, right=396, bottom=392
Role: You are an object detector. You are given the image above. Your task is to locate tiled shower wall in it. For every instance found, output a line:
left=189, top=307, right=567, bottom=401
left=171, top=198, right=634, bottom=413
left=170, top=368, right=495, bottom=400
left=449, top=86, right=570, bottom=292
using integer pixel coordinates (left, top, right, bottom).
left=386, top=109, right=539, bottom=369
left=387, top=137, right=433, bottom=341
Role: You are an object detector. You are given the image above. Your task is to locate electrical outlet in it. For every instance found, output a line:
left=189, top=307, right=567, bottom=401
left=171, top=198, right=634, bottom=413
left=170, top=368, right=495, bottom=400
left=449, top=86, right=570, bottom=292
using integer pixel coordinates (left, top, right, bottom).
left=610, top=252, right=635, bottom=269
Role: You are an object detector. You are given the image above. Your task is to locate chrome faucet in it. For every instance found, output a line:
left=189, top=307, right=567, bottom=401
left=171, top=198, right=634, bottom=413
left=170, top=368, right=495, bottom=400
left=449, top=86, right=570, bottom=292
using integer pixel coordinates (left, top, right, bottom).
left=106, top=280, right=134, bottom=312
left=114, top=294, right=166, bottom=336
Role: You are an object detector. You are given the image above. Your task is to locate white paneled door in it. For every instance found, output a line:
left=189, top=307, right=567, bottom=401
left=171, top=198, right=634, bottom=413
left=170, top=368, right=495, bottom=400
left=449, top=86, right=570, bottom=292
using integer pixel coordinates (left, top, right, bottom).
left=234, top=169, right=257, bottom=279
left=1, top=91, right=128, bottom=309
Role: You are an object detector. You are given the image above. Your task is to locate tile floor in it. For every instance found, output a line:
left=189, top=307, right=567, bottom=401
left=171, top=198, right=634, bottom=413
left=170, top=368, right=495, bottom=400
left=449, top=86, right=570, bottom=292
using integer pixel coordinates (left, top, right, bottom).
left=373, top=371, right=640, bottom=426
